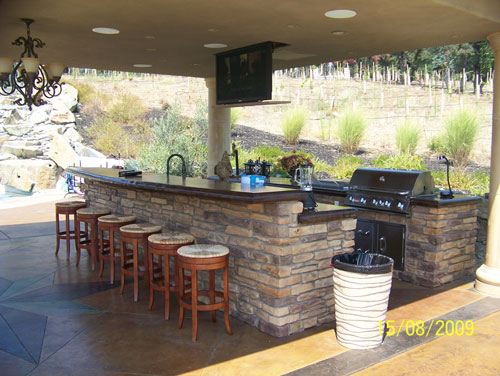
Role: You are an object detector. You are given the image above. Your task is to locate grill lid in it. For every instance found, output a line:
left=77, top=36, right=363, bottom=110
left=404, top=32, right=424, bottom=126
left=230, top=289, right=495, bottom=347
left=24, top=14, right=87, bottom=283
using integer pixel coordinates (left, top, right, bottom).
left=348, top=168, right=435, bottom=196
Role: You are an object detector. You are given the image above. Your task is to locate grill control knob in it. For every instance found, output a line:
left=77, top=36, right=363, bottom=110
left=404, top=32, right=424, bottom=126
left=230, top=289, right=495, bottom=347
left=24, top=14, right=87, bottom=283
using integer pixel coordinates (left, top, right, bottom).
left=385, top=200, right=390, bottom=207
left=360, top=198, right=366, bottom=204
left=372, top=199, right=378, bottom=206
left=397, top=202, right=404, bottom=210
left=378, top=200, right=384, bottom=206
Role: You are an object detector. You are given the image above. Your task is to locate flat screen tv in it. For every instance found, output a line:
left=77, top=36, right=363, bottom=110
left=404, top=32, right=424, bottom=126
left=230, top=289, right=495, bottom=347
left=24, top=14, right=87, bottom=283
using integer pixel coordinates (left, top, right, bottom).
left=216, top=42, right=273, bottom=105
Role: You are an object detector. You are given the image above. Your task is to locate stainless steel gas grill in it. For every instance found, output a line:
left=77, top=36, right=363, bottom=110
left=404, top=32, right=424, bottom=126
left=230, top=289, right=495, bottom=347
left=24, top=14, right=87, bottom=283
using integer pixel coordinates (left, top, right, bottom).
left=343, top=168, right=436, bottom=270
left=344, top=168, right=435, bottom=214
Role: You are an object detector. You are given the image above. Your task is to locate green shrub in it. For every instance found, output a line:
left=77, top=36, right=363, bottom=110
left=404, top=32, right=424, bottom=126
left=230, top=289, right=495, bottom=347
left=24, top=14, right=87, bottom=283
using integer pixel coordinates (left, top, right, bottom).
left=336, top=110, right=366, bottom=154
left=230, top=108, right=243, bottom=130
left=65, top=80, right=95, bottom=104
left=332, top=155, right=364, bottom=179
left=281, top=107, right=307, bottom=144
left=108, top=93, right=146, bottom=124
left=427, top=135, right=446, bottom=154
left=443, top=110, right=479, bottom=167
left=431, top=170, right=489, bottom=196
left=87, top=117, right=136, bottom=158
left=135, top=103, right=208, bottom=177
left=371, top=154, right=427, bottom=171
left=250, top=146, right=283, bottom=163
left=395, top=120, right=420, bottom=154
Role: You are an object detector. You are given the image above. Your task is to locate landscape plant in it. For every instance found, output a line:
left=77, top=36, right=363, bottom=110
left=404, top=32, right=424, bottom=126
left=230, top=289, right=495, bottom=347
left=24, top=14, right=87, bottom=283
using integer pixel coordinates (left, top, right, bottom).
left=331, top=155, right=364, bottom=179
left=230, top=108, right=243, bottom=130
left=281, top=107, right=307, bottom=144
left=135, top=102, right=208, bottom=177
left=336, top=110, right=366, bottom=154
left=442, top=110, right=479, bottom=167
left=431, top=170, right=489, bottom=196
left=107, top=93, right=146, bottom=123
left=371, top=154, right=427, bottom=171
left=87, top=118, right=137, bottom=158
left=395, top=120, right=420, bottom=154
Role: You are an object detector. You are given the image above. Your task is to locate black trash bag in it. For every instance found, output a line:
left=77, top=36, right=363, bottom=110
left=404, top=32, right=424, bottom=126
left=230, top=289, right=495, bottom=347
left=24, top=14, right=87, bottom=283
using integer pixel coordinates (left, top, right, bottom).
left=331, top=252, right=394, bottom=275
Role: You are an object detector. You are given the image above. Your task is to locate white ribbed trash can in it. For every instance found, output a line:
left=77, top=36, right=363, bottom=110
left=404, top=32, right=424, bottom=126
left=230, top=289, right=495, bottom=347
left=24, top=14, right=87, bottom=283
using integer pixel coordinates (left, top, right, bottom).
left=331, top=252, right=394, bottom=350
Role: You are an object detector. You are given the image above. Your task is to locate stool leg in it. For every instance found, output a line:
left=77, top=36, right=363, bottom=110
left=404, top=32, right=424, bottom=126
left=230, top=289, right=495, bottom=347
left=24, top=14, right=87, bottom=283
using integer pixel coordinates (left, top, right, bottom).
left=209, top=270, right=216, bottom=323
left=65, top=213, right=71, bottom=259
left=72, top=213, right=79, bottom=251
left=143, top=242, right=150, bottom=289
left=55, top=211, right=60, bottom=256
left=178, top=265, right=185, bottom=329
left=192, top=267, right=198, bottom=342
left=224, top=264, right=232, bottom=335
left=120, top=238, right=126, bottom=295
left=110, top=229, right=116, bottom=284
left=99, top=228, right=105, bottom=277
left=133, top=239, right=139, bottom=302
left=164, top=253, right=170, bottom=320
left=75, top=217, right=81, bottom=266
left=148, top=251, right=154, bottom=311
left=90, top=221, right=97, bottom=271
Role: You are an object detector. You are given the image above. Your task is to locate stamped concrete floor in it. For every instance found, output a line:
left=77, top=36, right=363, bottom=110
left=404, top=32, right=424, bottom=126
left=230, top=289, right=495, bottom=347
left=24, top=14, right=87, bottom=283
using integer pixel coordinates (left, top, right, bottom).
left=0, top=197, right=499, bottom=376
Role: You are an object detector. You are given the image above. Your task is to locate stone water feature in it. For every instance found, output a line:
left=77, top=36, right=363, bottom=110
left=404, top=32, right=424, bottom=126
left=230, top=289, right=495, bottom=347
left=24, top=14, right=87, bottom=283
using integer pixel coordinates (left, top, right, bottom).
left=0, top=84, right=105, bottom=192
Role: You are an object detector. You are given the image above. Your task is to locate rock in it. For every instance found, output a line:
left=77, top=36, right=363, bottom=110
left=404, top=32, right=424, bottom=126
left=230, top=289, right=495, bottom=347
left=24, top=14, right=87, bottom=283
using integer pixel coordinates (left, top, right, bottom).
left=50, top=105, right=75, bottom=124
left=4, top=108, right=28, bottom=125
left=0, top=153, right=16, bottom=161
left=48, top=133, right=79, bottom=168
left=1, top=141, right=43, bottom=158
left=0, top=159, right=59, bottom=191
left=72, top=142, right=106, bottom=158
left=52, top=84, right=78, bottom=112
left=3, top=122, right=33, bottom=137
left=63, top=127, right=83, bottom=143
left=30, top=104, right=52, bottom=124
left=0, top=133, right=9, bottom=146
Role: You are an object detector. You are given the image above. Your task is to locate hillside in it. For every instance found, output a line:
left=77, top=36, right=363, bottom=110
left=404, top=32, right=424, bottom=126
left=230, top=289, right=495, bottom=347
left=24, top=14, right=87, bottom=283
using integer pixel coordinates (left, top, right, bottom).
left=68, top=71, right=493, bottom=172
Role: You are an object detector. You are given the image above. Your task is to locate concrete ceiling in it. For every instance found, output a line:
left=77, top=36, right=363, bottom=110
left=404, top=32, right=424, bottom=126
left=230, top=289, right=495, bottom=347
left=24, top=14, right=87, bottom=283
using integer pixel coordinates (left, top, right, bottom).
left=0, top=0, right=499, bottom=78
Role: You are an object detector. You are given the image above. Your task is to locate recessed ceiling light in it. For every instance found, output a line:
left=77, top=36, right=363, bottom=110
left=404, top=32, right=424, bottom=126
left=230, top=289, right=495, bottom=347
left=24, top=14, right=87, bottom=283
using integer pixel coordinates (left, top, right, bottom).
left=331, top=30, right=347, bottom=36
left=144, top=35, right=155, bottom=40
left=207, top=28, right=219, bottom=32
left=92, top=27, right=120, bottom=35
left=193, top=63, right=201, bottom=66
left=204, top=43, right=228, bottom=49
left=145, top=48, right=157, bottom=52
left=324, top=10, right=357, bottom=19
left=287, top=24, right=299, bottom=29
left=133, top=64, right=152, bottom=68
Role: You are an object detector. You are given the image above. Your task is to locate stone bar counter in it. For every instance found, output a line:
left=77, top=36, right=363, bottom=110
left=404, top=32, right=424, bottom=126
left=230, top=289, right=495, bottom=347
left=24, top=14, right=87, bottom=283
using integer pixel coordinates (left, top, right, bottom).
left=68, top=167, right=356, bottom=337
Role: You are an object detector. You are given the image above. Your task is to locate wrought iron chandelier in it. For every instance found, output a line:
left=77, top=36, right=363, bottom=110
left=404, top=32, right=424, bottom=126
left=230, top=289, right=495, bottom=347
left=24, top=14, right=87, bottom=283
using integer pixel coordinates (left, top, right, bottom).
left=0, top=18, right=65, bottom=110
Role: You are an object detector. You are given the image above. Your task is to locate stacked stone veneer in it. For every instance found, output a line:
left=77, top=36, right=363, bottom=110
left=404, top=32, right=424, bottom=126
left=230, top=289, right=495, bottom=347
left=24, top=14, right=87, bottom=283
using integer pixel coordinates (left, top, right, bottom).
left=321, top=198, right=478, bottom=287
left=83, top=179, right=355, bottom=337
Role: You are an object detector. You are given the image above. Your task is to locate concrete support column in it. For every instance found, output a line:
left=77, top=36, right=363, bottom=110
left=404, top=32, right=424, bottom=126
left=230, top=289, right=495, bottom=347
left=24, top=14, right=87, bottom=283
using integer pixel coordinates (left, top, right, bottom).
left=475, top=32, right=500, bottom=296
left=205, top=77, right=231, bottom=176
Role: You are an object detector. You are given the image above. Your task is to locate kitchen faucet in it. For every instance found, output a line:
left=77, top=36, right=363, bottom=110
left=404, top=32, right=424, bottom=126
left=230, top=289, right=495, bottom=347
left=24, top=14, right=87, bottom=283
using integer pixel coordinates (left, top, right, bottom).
left=166, top=154, right=187, bottom=178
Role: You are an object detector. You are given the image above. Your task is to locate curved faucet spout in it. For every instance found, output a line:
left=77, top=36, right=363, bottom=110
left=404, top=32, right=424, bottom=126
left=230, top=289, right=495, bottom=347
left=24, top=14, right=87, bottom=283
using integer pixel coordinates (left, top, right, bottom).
left=166, top=154, right=187, bottom=178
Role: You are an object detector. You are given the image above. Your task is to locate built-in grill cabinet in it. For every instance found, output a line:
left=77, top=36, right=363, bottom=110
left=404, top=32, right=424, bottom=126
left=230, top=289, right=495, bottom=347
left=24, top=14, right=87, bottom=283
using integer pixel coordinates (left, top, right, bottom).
left=355, top=219, right=405, bottom=270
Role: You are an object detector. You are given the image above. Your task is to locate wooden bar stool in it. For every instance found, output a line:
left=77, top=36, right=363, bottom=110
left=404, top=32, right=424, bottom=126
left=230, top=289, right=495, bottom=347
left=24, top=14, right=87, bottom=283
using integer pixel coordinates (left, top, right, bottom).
left=177, top=244, right=232, bottom=342
left=148, top=231, right=195, bottom=320
left=120, top=223, right=162, bottom=302
left=55, top=201, right=87, bottom=259
left=75, top=207, right=111, bottom=270
left=98, top=214, right=136, bottom=284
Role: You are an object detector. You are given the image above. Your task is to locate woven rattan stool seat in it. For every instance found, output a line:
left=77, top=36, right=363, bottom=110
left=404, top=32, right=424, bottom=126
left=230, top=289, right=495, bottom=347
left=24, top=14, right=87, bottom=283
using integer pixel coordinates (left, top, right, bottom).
left=177, top=244, right=229, bottom=259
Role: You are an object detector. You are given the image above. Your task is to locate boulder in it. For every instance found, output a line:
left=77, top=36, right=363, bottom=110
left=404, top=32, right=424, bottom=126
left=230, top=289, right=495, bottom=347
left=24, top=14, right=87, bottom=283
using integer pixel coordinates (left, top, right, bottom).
left=73, top=142, right=106, bottom=158
left=48, top=133, right=79, bottom=168
left=4, top=108, right=28, bottom=125
left=2, top=141, right=43, bottom=158
left=3, top=122, right=33, bottom=137
left=0, top=133, right=9, bottom=146
left=0, top=153, right=16, bottom=161
left=50, top=100, right=75, bottom=124
left=63, top=127, right=83, bottom=143
left=30, top=104, right=52, bottom=124
left=0, top=159, right=59, bottom=191
left=52, top=84, right=78, bottom=112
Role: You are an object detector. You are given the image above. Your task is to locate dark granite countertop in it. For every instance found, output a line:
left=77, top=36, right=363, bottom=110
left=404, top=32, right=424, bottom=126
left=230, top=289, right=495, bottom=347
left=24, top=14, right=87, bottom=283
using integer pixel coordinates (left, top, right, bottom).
left=67, top=167, right=308, bottom=203
left=298, top=203, right=357, bottom=224
left=411, top=193, right=483, bottom=207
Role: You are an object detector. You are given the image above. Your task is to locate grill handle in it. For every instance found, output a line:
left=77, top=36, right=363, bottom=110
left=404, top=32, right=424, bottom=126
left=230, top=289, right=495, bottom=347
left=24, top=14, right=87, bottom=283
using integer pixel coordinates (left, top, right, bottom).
left=379, top=236, right=387, bottom=252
